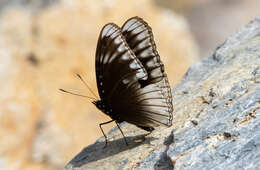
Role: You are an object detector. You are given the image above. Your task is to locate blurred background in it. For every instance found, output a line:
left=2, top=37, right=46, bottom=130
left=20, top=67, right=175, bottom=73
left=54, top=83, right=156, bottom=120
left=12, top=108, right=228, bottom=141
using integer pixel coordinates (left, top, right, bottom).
left=0, top=0, right=259, bottom=169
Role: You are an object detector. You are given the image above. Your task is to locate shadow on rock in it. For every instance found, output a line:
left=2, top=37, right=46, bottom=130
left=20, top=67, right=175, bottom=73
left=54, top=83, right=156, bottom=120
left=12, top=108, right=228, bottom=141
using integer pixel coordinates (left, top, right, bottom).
left=66, top=134, right=156, bottom=168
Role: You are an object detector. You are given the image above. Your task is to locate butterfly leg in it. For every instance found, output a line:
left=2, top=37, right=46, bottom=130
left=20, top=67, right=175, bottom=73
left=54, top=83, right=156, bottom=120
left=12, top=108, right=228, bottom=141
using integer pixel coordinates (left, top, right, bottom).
left=116, top=122, right=128, bottom=146
left=99, top=120, right=115, bottom=148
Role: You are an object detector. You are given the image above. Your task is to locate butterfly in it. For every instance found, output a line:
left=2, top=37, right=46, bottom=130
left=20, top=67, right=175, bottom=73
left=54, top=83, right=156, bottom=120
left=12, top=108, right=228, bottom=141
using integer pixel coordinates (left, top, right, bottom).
left=92, top=16, right=173, bottom=147
left=60, top=16, right=173, bottom=147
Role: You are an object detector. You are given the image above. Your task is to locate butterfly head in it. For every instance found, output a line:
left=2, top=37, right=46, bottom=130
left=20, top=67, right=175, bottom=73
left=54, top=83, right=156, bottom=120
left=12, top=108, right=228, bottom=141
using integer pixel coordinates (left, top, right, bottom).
left=92, top=100, right=102, bottom=109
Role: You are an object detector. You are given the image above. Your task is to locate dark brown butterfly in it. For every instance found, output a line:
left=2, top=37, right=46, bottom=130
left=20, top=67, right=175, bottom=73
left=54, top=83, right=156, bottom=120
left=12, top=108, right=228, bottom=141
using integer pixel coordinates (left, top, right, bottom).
left=93, top=16, right=173, bottom=147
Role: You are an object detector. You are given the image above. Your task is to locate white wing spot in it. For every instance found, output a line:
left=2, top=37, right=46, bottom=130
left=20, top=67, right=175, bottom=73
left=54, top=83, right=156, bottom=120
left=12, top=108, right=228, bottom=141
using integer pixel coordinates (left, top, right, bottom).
left=130, top=61, right=138, bottom=69
left=114, top=37, right=121, bottom=44
left=136, top=71, right=147, bottom=80
left=122, top=52, right=129, bottom=60
left=117, top=44, right=125, bottom=53
left=122, top=79, right=130, bottom=84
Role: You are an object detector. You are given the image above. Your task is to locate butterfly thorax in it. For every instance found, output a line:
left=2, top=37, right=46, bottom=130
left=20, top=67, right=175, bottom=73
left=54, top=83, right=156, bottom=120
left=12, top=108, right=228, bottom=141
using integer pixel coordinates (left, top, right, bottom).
left=92, top=100, right=121, bottom=121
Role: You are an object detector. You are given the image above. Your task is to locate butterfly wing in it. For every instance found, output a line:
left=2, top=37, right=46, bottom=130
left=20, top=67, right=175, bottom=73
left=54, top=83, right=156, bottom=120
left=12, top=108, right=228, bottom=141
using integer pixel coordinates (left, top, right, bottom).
left=95, top=23, right=147, bottom=108
left=95, top=18, right=173, bottom=128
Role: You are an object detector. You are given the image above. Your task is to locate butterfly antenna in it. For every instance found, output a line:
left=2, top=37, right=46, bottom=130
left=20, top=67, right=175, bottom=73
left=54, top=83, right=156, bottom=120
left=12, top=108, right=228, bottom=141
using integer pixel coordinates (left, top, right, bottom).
left=59, top=88, right=96, bottom=100
left=76, top=74, right=98, bottom=99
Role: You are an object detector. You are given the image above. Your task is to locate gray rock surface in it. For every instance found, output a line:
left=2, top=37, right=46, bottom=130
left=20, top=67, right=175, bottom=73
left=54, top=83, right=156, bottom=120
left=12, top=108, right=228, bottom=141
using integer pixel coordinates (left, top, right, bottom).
left=65, top=16, right=260, bottom=170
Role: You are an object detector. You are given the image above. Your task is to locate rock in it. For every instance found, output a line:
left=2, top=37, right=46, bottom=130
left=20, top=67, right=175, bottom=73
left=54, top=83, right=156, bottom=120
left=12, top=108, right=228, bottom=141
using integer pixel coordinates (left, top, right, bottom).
left=0, top=0, right=198, bottom=169
left=65, top=16, right=260, bottom=169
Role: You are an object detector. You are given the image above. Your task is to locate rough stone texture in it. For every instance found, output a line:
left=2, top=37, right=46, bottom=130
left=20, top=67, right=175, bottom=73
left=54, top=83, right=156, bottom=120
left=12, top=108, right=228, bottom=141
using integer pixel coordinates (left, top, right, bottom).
left=65, top=17, right=260, bottom=169
left=169, top=16, right=260, bottom=170
left=0, top=0, right=198, bottom=170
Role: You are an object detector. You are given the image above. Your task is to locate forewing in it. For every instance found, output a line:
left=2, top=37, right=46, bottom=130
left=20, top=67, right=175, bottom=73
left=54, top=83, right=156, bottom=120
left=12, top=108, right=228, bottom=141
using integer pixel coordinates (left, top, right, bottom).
left=95, top=23, right=147, bottom=101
